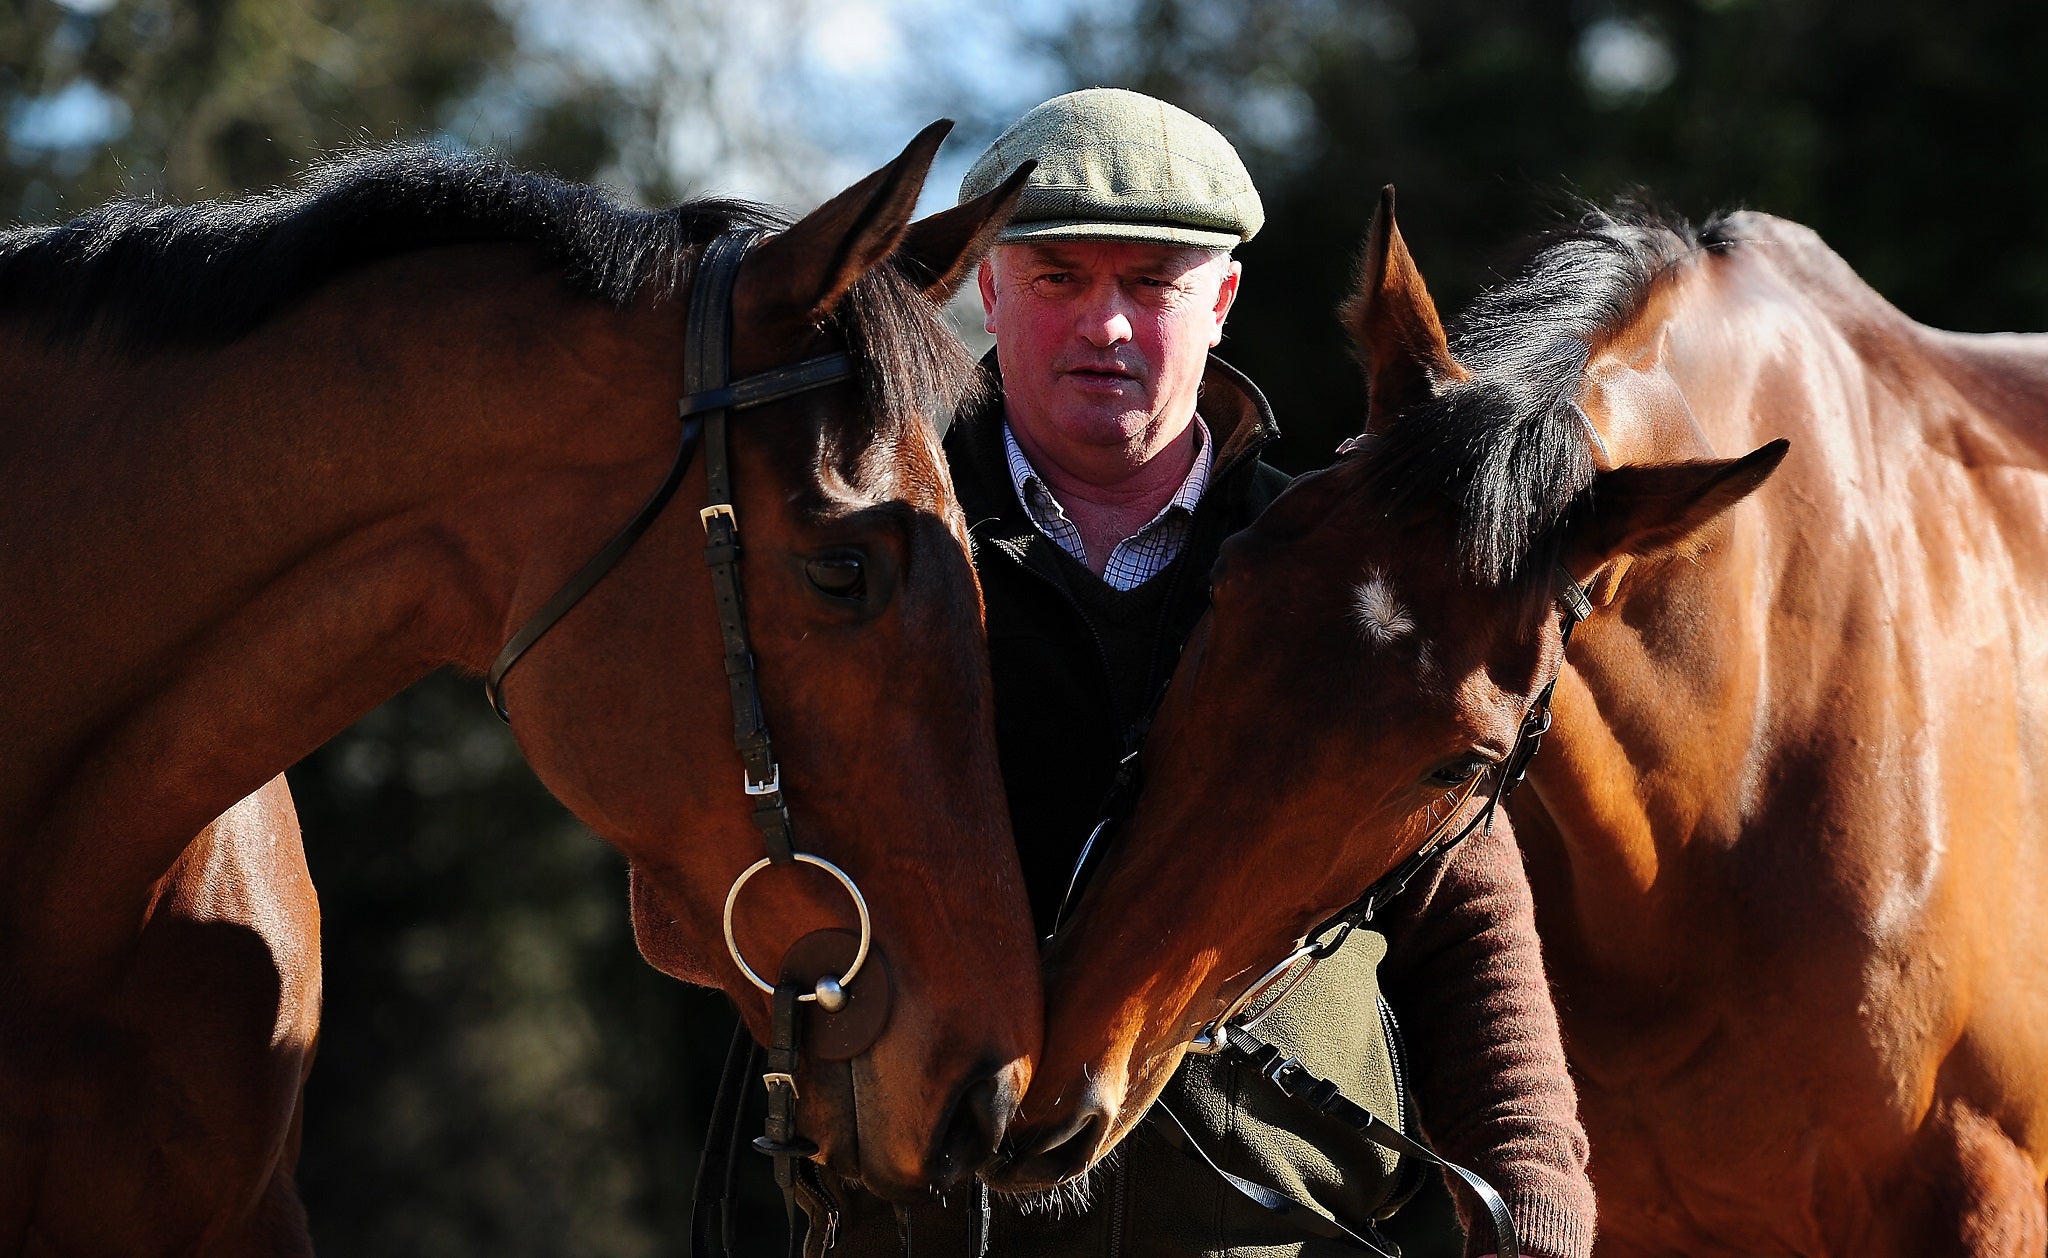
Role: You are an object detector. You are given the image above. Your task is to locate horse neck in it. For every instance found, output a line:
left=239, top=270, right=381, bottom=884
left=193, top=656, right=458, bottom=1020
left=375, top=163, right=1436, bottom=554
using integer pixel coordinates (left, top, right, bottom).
left=1520, top=235, right=2048, bottom=978
left=1, top=244, right=686, bottom=973
left=1515, top=256, right=1845, bottom=975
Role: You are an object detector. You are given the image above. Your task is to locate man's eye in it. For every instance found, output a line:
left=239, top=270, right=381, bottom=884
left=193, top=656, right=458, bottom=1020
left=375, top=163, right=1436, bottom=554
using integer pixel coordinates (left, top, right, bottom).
left=1130, top=278, right=1180, bottom=304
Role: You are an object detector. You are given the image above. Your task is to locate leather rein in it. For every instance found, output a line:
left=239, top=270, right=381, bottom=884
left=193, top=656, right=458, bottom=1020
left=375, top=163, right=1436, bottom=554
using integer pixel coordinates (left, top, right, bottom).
left=479, top=227, right=877, bottom=1257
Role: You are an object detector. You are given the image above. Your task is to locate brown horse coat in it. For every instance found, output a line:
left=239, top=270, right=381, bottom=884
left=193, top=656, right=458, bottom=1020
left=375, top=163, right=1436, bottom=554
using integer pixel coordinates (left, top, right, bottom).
left=1519, top=210, right=2048, bottom=1256
left=1004, top=192, right=2048, bottom=1256
left=0, top=130, right=1041, bottom=1255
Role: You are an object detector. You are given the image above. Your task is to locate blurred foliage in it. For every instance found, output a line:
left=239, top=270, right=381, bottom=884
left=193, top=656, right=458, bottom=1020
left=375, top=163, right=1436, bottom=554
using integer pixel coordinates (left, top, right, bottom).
left=1060, top=0, right=2048, bottom=471
left=10, top=0, right=2048, bottom=1253
left=0, top=0, right=693, bottom=223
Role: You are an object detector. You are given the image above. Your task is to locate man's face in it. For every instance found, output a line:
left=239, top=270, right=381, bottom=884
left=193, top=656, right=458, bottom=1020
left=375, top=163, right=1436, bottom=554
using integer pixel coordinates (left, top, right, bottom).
left=978, top=240, right=1240, bottom=472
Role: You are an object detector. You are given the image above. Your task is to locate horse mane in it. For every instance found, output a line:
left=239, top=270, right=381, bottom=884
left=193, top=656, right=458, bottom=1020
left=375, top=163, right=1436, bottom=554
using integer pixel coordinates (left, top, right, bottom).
left=1360, top=203, right=1742, bottom=588
left=0, top=144, right=977, bottom=446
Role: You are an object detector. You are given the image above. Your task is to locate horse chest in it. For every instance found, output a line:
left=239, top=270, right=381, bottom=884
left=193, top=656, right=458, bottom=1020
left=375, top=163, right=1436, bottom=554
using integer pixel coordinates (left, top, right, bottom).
left=0, top=850, right=315, bottom=1256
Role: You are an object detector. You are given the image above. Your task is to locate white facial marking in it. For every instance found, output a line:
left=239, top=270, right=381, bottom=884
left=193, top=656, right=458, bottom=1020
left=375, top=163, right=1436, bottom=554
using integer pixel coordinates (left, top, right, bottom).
left=1351, top=570, right=1416, bottom=648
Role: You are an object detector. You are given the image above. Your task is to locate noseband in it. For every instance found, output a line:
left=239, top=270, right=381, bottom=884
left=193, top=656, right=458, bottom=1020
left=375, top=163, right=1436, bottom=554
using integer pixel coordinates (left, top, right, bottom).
left=479, top=228, right=881, bottom=1254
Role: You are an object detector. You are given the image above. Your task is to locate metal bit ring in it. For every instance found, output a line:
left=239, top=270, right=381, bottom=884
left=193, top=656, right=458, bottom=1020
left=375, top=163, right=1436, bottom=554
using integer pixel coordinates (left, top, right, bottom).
left=723, top=853, right=872, bottom=1000
left=1187, top=941, right=1324, bottom=1056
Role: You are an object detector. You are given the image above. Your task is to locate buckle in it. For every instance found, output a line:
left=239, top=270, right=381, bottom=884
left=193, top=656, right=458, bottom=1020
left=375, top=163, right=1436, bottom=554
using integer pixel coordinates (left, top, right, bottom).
left=744, top=764, right=781, bottom=797
left=701, top=503, right=737, bottom=533
left=762, top=1070, right=799, bottom=1099
left=1553, top=565, right=1593, bottom=623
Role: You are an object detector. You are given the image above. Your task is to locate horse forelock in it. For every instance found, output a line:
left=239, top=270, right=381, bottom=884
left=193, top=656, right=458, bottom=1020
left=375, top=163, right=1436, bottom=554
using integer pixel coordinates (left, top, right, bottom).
left=823, top=259, right=985, bottom=499
left=1357, top=202, right=1740, bottom=593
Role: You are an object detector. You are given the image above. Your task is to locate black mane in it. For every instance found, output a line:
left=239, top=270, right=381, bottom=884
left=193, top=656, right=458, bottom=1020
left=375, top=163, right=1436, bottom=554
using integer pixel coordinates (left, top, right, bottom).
left=0, top=144, right=978, bottom=445
left=0, top=145, right=753, bottom=343
left=1362, top=204, right=1742, bottom=586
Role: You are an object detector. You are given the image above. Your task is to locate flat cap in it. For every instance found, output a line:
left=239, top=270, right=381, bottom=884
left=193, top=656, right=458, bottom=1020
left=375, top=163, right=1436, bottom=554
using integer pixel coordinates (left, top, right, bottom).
left=960, top=88, right=1262, bottom=249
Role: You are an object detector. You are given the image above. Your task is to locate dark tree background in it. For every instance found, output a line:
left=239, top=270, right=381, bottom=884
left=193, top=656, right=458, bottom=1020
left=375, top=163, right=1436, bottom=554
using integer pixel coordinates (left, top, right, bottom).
left=9, top=0, right=2046, bottom=1253
left=1060, top=0, right=2048, bottom=473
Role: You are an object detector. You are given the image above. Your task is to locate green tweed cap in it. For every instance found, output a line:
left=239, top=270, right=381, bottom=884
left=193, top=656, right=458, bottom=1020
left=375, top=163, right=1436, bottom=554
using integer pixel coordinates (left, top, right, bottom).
left=960, top=88, right=1263, bottom=249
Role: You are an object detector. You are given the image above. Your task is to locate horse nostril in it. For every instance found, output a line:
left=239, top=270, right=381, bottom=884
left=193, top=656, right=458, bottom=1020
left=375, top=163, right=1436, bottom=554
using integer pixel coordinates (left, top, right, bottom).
left=927, top=1072, right=1013, bottom=1188
left=990, top=1106, right=1106, bottom=1190
left=1029, top=1109, right=1103, bottom=1163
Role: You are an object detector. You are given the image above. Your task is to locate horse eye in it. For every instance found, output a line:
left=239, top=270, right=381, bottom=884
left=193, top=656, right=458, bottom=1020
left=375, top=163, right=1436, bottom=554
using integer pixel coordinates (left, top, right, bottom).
left=1425, top=757, right=1488, bottom=789
left=804, top=554, right=866, bottom=600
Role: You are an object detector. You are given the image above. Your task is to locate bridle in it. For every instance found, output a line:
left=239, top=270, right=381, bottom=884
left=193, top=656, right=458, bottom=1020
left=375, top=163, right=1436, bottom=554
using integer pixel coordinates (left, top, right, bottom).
left=478, top=227, right=882, bottom=1254
left=1155, top=564, right=1591, bottom=1258
left=1044, top=535, right=1593, bottom=1258
left=1188, top=563, right=1592, bottom=1058
left=1181, top=414, right=1608, bottom=1058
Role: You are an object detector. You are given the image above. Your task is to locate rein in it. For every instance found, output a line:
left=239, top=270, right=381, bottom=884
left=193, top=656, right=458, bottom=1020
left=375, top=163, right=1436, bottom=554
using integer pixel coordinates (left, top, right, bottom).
left=477, top=228, right=877, bottom=1258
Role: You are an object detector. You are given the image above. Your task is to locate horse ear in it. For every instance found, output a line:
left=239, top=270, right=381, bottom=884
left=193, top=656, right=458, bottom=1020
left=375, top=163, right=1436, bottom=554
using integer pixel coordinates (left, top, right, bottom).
left=1566, top=440, right=1790, bottom=572
left=1341, top=186, right=1469, bottom=430
left=742, top=118, right=953, bottom=326
left=895, top=160, right=1035, bottom=302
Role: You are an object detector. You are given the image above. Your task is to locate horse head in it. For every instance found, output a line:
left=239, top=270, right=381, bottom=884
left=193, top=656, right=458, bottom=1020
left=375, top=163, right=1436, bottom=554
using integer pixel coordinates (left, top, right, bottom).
left=492, top=124, right=1043, bottom=1197
left=993, top=187, right=1785, bottom=1188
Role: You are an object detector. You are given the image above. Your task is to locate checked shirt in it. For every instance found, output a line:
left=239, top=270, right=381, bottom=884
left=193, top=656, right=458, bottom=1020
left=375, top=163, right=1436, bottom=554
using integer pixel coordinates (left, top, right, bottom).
left=1001, top=416, right=1215, bottom=591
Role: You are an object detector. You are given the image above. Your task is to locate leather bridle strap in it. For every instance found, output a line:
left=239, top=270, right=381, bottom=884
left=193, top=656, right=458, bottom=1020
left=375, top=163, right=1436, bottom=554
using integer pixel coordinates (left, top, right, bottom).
left=689, top=228, right=803, bottom=864
left=1164, top=565, right=1596, bottom=1258
left=483, top=421, right=705, bottom=721
left=1306, top=564, right=1592, bottom=942
left=482, top=228, right=853, bottom=728
left=691, top=1026, right=762, bottom=1258
left=477, top=225, right=858, bottom=1258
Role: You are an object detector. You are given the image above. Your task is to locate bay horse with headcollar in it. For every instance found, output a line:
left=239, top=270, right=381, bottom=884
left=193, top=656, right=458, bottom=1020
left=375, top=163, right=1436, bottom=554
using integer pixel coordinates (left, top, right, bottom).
left=1004, top=189, right=2048, bottom=1255
left=0, top=123, right=1043, bottom=1255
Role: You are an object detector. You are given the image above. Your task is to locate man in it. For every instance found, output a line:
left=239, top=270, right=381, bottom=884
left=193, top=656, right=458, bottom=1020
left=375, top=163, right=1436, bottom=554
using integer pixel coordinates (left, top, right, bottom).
left=835, top=88, right=1595, bottom=1258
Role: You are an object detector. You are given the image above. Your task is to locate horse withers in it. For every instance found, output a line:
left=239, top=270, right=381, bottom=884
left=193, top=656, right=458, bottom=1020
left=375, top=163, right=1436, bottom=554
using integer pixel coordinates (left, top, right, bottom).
left=0, top=123, right=1041, bottom=1255
left=1003, top=190, right=2048, bottom=1255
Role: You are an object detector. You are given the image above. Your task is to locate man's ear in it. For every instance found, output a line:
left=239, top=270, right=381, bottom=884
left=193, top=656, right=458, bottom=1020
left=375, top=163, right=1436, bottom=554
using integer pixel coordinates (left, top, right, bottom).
left=977, top=257, right=999, bottom=334
left=1341, top=186, right=1469, bottom=430
left=738, top=118, right=952, bottom=328
left=1206, top=258, right=1242, bottom=348
left=895, top=160, right=1035, bottom=303
left=1565, top=440, right=1789, bottom=575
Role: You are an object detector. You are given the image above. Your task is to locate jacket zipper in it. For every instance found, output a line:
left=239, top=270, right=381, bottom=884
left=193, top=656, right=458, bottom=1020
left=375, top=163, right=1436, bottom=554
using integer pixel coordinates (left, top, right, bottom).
left=1377, top=992, right=1429, bottom=1213
left=1107, top=1157, right=1127, bottom=1257
left=1379, top=994, right=1409, bottom=1126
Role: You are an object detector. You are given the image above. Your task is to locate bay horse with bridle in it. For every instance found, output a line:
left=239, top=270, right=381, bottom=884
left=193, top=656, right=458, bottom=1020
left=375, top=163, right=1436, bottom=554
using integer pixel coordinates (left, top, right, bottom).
left=1003, top=190, right=2048, bottom=1254
left=0, top=123, right=1043, bottom=1255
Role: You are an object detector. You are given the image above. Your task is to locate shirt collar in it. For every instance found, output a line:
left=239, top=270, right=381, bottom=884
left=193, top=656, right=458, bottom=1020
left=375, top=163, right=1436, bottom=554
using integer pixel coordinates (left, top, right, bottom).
left=1001, top=416, right=1215, bottom=533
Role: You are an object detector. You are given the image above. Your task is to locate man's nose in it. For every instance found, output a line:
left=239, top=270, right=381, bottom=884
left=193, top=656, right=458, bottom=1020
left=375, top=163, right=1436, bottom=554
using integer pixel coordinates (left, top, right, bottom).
left=1078, top=291, right=1133, bottom=348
